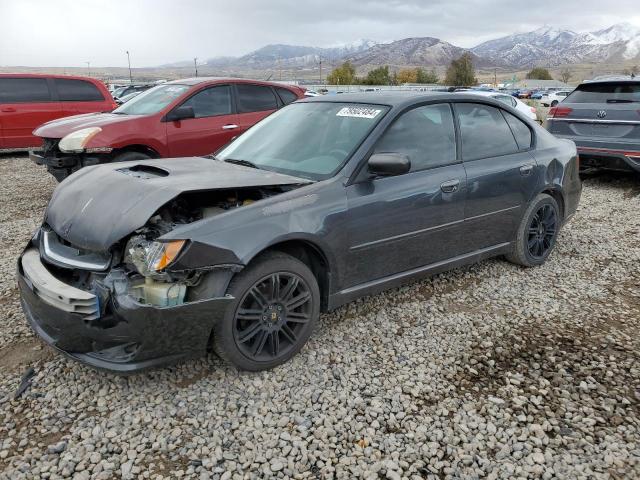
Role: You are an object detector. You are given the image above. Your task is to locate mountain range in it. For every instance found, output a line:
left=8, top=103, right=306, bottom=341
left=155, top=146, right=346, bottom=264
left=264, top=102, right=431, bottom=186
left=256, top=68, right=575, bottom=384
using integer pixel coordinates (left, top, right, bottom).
left=165, top=23, right=640, bottom=72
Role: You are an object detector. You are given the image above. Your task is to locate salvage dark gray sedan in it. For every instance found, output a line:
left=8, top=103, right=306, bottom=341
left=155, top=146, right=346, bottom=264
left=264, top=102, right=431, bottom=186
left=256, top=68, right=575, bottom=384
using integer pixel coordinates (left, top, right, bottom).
left=18, top=92, right=582, bottom=373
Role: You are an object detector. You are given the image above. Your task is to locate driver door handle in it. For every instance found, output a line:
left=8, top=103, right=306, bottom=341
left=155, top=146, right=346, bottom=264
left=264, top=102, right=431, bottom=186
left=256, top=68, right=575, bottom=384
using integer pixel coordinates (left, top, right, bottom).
left=440, top=179, right=460, bottom=193
left=222, top=124, right=238, bottom=130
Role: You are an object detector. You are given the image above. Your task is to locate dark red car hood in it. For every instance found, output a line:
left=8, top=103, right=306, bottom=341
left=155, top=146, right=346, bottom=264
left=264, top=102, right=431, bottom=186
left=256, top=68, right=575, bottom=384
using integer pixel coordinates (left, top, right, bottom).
left=33, top=112, right=144, bottom=138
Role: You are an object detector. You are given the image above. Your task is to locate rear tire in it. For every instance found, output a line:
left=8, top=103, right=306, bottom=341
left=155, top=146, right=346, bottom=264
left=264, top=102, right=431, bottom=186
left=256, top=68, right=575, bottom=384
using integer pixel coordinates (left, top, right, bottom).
left=507, top=194, right=560, bottom=267
left=212, top=252, right=320, bottom=371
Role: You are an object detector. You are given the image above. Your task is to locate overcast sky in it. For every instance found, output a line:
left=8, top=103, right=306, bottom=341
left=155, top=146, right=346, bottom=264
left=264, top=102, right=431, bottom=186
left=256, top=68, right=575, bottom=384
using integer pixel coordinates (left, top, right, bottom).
left=2, top=0, right=640, bottom=67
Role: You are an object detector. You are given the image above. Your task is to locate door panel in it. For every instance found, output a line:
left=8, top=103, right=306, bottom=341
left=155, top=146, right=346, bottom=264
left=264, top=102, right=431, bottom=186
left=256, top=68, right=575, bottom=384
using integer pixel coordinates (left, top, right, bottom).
left=462, top=151, right=538, bottom=249
left=345, top=164, right=467, bottom=288
left=0, top=101, right=61, bottom=148
left=166, top=85, right=238, bottom=156
left=0, top=77, right=59, bottom=149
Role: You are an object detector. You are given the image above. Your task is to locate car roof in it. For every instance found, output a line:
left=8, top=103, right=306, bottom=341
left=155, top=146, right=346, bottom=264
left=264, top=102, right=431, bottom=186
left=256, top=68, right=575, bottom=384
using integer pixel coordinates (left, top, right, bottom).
left=166, top=77, right=300, bottom=88
left=0, top=72, right=103, bottom=83
left=300, top=91, right=509, bottom=108
left=580, top=78, right=640, bottom=85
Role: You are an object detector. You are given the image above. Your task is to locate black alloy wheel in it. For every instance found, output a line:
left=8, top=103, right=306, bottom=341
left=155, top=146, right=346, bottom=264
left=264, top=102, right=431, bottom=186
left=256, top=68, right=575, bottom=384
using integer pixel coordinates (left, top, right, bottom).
left=233, top=272, right=312, bottom=362
left=527, top=204, right=558, bottom=259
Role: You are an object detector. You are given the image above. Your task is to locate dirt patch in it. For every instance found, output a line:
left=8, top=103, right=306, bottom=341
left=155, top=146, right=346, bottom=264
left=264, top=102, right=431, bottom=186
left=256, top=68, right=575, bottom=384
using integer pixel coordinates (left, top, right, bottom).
left=0, top=338, right=55, bottom=372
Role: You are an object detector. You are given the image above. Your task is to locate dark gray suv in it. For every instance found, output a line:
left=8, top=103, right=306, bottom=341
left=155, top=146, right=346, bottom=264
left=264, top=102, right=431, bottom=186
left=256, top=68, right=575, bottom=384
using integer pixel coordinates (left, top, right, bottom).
left=546, top=78, right=640, bottom=173
left=18, top=92, right=582, bottom=373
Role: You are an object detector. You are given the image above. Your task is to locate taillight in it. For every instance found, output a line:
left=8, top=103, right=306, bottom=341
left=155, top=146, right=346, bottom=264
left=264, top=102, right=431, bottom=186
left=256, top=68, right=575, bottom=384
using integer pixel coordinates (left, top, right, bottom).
left=548, top=106, right=572, bottom=118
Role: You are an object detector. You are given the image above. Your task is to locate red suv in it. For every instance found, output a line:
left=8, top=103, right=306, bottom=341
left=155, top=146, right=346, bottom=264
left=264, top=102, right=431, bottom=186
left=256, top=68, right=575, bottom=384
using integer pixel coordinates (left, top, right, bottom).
left=0, top=74, right=116, bottom=151
left=30, top=78, right=306, bottom=181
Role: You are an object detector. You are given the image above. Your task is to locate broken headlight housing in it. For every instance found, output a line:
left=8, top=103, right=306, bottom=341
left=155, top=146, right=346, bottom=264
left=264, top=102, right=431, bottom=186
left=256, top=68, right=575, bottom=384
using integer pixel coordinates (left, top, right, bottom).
left=124, top=236, right=186, bottom=277
left=59, top=127, right=103, bottom=153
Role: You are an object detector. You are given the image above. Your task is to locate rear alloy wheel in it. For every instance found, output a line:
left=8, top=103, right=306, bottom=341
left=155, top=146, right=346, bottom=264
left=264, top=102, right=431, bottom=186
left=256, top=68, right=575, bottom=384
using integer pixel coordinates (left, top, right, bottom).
left=212, top=252, right=319, bottom=370
left=507, top=194, right=560, bottom=267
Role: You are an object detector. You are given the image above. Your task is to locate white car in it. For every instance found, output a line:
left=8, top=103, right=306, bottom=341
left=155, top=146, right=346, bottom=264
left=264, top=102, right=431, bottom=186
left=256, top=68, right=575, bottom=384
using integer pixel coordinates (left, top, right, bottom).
left=464, top=90, right=538, bottom=122
left=304, top=90, right=321, bottom=97
left=542, top=90, right=572, bottom=107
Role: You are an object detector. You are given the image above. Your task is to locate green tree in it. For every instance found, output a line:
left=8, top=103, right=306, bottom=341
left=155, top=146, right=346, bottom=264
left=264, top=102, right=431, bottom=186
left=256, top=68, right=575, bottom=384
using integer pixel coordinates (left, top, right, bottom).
left=326, top=61, right=356, bottom=85
left=364, top=66, right=391, bottom=85
left=526, top=67, right=553, bottom=80
left=444, top=53, right=477, bottom=86
left=416, top=67, right=439, bottom=84
left=397, top=68, right=418, bottom=84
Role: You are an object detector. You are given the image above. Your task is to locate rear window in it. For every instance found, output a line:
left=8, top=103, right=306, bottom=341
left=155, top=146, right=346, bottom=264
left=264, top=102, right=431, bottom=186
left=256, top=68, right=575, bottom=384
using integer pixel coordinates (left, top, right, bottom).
left=0, top=78, right=51, bottom=103
left=55, top=79, right=104, bottom=102
left=565, top=83, right=640, bottom=104
left=236, top=84, right=278, bottom=113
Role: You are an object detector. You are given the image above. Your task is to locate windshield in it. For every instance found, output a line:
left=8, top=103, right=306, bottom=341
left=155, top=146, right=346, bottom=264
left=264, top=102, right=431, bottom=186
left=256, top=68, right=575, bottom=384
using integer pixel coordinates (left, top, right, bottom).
left=566, top=83, right=640, bottom=103
left=113, top=84, right=189, bottom=115
left=216, top=102, right=389, bottom=180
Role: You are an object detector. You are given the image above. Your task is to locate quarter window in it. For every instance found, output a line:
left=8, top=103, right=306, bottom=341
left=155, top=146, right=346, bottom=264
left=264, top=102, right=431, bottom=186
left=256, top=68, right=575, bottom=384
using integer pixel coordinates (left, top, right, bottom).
left=181, top=85, right=232, bottom=118
left=503, top=111, right=532, bottom=151
left=236, top=84, right=278, bottom=113
left=276, top=87, right=298, bottom=105
left=55, top=79, right=104, bottom=101
left=0, top=78, right=51, bottom=103
left=374, top=103, right=457, bottom=171
left=456, top=103, right=519, bottom=160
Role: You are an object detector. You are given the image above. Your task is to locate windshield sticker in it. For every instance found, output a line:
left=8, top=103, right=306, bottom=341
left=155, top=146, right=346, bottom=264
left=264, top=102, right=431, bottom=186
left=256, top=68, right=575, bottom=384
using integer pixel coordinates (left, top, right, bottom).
left=336, top=107, right=382, bottom=119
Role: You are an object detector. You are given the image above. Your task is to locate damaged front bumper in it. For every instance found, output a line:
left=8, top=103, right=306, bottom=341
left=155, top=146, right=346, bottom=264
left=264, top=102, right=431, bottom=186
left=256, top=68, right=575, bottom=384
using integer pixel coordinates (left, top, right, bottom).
left=17, top=245, right=234, bottom=373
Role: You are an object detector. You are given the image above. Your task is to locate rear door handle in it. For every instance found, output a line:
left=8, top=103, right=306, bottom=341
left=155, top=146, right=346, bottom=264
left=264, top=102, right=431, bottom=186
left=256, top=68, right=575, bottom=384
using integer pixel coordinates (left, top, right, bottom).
left=520, top=164, right=534, bottom=176
left=440, top=179, right=460, bottom=193
left=1, top=107, right=16, bottom=113
left=222, top=124, right=238, bottom=130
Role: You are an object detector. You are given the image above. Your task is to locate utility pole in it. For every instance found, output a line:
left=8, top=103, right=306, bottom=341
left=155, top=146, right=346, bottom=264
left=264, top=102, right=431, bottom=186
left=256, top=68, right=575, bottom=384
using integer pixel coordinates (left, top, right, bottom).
left=319, top=56, right=323, bottom=86
left=194, top=57, right=198, bottom=77
left=494, top=68, right=497, bottom=87
left=85, top=61, right=90, bottom=77
left=126, top=51, right=132, bottom=84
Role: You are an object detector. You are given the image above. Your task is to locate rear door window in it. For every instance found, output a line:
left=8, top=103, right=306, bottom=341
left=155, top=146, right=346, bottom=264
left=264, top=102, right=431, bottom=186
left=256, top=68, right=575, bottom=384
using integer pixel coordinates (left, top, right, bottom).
left=236, top=84, right=278, bottom=113
left=275, top=87, right=298, bottom=105
left=455, top=103, right=519, bottom=160
left=181, top=85, right=232, bottom=118
left=54, top=79, right=104, bottom=101
left=0, top=78, right=52, bottom=103
left=565, top=83, right=640, bottom=103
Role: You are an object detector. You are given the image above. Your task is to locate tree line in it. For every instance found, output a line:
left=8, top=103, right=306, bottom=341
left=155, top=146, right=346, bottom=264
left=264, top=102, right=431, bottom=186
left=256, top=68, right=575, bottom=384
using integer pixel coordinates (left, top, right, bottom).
left=325, top=53, right=579, bottom=86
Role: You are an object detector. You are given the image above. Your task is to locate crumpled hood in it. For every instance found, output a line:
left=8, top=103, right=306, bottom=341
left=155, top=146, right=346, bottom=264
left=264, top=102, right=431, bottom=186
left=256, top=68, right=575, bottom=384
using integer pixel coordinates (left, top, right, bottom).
left=33, top=112, right=143, bottom=138
left=45, top=157, right=311, bottom=251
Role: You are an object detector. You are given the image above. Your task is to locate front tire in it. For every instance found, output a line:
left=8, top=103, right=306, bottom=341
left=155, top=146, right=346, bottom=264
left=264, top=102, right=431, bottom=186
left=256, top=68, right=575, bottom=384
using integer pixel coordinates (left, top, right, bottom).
left=507, top=194, right=560, bottom=267
left=112, top=151, right=152, bottom=163
left=212, top=252, right=320, bottom=371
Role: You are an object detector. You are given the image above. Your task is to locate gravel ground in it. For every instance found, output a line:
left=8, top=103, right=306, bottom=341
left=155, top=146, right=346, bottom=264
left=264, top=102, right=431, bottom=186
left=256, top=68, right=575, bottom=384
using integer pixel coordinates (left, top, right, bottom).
left=0, top=154, right=639, bottom=480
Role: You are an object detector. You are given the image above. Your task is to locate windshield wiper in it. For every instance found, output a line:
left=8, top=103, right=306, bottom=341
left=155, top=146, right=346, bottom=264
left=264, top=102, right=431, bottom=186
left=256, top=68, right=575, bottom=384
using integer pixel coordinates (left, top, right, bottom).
left=606, top=99, right=637, bottom=103
left=223, top=158, right=259, bottom=169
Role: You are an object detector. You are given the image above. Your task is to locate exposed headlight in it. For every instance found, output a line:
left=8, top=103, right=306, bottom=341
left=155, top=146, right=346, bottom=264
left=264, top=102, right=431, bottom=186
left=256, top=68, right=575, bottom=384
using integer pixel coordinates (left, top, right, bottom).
left=124, top=237, right=186, bottom=277
left=59, top=127, right=103, bottom=153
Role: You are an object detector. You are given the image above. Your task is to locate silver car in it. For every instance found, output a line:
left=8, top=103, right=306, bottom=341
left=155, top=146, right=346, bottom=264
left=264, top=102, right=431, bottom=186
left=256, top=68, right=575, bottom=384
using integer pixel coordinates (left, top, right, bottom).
left=546, top=78, right=640, bottom=173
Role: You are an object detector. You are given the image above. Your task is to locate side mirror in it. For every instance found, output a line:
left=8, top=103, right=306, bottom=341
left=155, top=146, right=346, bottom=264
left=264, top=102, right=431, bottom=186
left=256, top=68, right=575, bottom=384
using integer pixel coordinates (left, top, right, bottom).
left=368, top=153, right=411, bottom=177
left=165, top=105, right=195, bottom=122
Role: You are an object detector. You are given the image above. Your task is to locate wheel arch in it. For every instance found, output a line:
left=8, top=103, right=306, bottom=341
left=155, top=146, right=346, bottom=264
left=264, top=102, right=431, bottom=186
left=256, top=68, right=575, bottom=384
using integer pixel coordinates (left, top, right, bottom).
left=112, top=144, right=160, bottom=158
left=540, top=187, right=565, bottom=220
left=251, top=239, right=333, bottom=312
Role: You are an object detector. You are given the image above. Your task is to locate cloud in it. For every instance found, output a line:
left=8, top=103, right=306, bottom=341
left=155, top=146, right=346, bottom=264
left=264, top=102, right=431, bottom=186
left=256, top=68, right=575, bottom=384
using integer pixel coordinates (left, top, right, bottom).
left=1, top=0, right=639, bottom=67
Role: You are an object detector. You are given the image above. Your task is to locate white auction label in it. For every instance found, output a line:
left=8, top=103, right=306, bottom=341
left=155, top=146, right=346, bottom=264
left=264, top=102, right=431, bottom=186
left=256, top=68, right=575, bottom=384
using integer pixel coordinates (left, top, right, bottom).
left=336, top=107, right=382, bottom=119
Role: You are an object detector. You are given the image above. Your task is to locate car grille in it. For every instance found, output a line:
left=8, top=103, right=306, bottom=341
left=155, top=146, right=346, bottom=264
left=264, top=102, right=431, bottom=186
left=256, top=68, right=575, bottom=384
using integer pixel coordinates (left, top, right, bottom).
left=42, top=138, right=61, bottom=155
left=40, top=228, right=112, bottom=271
